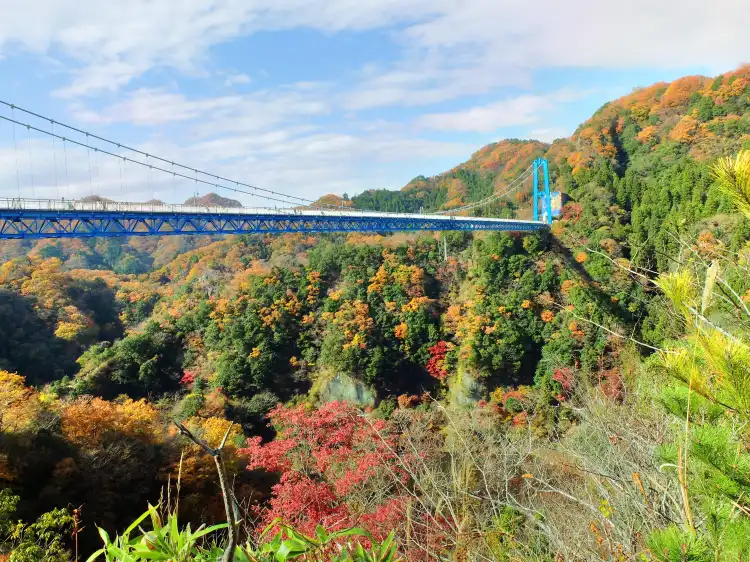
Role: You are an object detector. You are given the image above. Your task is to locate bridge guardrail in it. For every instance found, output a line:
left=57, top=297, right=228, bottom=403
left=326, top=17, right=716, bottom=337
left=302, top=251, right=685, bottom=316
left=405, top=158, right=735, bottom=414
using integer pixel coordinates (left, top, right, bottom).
left=0, top=198, right=542, bottom=225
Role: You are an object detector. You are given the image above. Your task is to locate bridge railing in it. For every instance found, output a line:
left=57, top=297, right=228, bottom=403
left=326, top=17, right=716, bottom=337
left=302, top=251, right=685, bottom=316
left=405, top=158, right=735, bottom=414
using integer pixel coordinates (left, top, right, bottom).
left=0, top=197, right=544, bottom=225
left=0, top=197, right=402, bottom=216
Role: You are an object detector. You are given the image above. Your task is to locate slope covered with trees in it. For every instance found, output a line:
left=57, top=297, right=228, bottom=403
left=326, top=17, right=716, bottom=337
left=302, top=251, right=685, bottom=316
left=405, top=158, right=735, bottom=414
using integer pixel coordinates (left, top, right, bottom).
left=2, top=67, right=750, bottom=561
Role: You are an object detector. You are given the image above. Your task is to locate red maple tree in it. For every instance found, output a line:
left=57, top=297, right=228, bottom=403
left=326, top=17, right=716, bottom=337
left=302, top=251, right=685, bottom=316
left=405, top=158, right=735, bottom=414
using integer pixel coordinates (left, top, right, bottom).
left=240, top=401, right=409, bottom=538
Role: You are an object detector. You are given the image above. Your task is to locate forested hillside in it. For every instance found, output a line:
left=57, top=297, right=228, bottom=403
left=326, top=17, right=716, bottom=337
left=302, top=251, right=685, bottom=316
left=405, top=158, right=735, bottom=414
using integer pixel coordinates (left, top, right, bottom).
left=3, top=66, right=750, bottom=561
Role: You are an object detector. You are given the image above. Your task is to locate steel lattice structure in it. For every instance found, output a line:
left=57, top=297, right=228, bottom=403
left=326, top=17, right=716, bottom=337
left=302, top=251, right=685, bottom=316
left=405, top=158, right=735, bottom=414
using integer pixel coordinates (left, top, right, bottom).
left=0, top=207, right=546, bottom=239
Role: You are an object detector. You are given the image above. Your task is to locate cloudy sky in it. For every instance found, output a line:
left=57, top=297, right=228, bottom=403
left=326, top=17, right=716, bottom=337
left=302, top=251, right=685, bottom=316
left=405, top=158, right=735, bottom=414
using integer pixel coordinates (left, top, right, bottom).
left=0, top=0, right=748, bottom=205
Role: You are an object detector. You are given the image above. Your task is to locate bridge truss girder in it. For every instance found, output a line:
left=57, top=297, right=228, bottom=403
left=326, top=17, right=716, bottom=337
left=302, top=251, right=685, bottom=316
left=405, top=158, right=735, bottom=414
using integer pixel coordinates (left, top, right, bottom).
left=0, top=210, right=545, bottom=240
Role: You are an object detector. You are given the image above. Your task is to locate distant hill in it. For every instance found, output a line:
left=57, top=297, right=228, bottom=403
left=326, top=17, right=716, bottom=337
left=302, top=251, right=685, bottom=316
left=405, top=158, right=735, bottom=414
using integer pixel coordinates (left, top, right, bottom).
left=313, top=194, right=354, bottom=208
left=184, top=193, right=243, bottom=207
left=351, top=65, right=750, bottom=218
left=352, top=139, right=546, bottom=216
left=80, top=195, right=115, bottom=203
left=545, top=64, right=750, bottom=179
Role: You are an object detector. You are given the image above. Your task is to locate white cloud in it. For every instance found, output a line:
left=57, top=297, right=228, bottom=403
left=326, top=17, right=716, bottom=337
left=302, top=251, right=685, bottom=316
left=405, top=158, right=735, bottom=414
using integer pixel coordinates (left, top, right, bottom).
left=417, top=95, right=548, bottom=132
left=2, top=0, right=748, bottom=100
left=404, top=0, right=750, bottom=69
left=0, top=0, right=442, bottom=98
left=343, top=0, right=750, bottom=111
left=416, top=89, right=589, bottom=133
left=69, top=90, right=241, bottom=126
left=224, top=73, right=251, bottom=86
left=69, top=87, right=330, bottom=134
left=527, top=128, right=569, bottom=143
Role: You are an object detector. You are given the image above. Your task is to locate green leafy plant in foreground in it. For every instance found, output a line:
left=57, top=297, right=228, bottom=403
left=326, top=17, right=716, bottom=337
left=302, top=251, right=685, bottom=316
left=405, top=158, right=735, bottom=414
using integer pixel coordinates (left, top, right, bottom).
left=86, top=504, right=227, bottom=562
left=238, top=519, right=401, bottom=562
left=85, top=509, right=401, bottom=562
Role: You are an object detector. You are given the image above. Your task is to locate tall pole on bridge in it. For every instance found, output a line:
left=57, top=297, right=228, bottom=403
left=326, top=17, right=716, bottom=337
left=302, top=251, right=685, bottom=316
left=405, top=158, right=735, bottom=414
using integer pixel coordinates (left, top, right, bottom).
left=532, top=157, right=552, bottom=225
left=543, top=158, right=552, bottom=225
left=532, top=158, right=540, bottom=222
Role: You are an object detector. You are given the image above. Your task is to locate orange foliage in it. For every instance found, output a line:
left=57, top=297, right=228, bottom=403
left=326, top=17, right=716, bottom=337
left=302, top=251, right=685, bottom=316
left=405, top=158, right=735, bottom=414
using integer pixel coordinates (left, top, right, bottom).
left=394, top=322, right=408, bottom=340
left=561, top=279, right=576, bottom=294
left=597, top=143, right=617, bottom=158
left=669, top=116, right=700, bottom=143
left=636, top=126, right=658, bottom=143
left=442, top=196, right=464, bottom=210
left=660, top=76, right=707, bottom=108
left=567, top=152, right=591, bottom=174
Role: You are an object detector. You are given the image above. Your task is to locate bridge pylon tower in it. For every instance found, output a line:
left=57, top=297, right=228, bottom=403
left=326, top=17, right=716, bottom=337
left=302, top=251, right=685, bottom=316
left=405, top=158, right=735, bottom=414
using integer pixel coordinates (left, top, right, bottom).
left=532, top=157, right=552, bottom=225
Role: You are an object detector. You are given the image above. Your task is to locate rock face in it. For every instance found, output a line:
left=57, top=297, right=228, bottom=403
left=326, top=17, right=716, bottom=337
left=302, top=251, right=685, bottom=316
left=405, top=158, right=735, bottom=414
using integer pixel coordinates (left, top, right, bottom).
left=448, top=367, right=485, bottom=408
left=314, top=372, right=376, bottom=408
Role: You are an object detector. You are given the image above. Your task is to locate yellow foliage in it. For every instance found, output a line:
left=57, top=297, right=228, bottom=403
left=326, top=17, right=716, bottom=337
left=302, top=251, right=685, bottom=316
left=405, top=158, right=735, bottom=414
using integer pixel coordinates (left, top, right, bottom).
left=333, top=300, right=374, bottom=350
left=367, top=265, right=389, bottom=294
left=328, top=289, right=344, bottom=301
left=402, top=296, right=432, bottom=313
left=61, top=397, right=160, bottom=449
left=201, top=417, right=242, bottom=449
left=55, top=321, right=84, bottom=341
left=0, top=370, right=38, bottom=432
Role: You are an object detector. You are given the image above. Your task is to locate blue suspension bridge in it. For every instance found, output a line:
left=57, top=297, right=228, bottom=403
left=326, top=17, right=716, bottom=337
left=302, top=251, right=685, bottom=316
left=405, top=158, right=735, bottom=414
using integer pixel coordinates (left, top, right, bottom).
left=0, top=101, right=554, bottom=240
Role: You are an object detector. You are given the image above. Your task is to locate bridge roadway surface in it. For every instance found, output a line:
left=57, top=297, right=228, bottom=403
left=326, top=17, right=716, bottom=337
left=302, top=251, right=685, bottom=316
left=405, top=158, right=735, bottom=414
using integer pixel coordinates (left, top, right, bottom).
left=0, top=198, right=547, bottom=240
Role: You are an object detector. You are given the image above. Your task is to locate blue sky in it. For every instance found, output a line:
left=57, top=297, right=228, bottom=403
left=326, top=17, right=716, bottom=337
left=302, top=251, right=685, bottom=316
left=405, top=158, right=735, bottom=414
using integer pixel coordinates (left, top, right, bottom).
left=0, top=0, right=747, bottom=205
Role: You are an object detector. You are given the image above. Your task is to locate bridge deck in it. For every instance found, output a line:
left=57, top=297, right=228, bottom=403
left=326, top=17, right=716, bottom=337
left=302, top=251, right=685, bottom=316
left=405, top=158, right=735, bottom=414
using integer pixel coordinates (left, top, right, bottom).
left=0, top=198, right=547, bottom=239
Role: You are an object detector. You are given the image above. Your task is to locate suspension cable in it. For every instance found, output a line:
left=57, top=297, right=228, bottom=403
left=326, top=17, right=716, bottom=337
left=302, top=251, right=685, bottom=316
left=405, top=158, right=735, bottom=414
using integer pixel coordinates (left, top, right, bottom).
left=26, top=125, right=35, bottom=198
left=122, top=155, right=128, bottom=201
left=118, top=153, right=124, bottom=203
left=0, top=113, right=316, bottom=209
left=51, top=121, right=59, bottom=200
left=63, top=137, right=70, bottom=199
left=435, top=164, right=535, bottom=215
left=86, top=140, right=93, bottom=196
left=0, top=99, right=329, bottom=208
left=10, top=107, right=21, bottom=199
left=94, top=148, right=101, bottom=195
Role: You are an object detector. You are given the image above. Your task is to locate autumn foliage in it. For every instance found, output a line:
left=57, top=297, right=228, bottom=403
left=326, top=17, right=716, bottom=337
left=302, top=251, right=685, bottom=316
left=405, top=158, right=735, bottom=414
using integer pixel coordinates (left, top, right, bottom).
left=241, top=401, right=407, bottom=538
